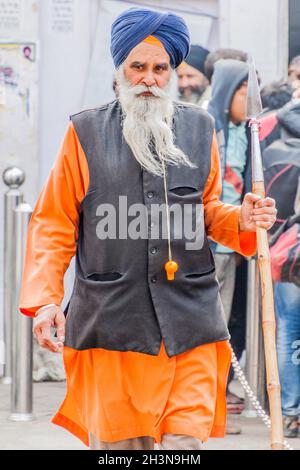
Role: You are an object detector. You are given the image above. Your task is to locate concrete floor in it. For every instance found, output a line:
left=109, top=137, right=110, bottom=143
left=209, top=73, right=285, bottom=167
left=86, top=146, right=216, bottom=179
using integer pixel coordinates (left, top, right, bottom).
left=0, top=381, right=299, bottom=450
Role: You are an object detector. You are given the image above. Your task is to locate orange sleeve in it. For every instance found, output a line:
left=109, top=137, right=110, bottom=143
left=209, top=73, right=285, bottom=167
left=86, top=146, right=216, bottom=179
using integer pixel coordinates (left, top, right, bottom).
left=18, top=121, right=89, bottom=317
left=203, top=130, right=257, bottom=257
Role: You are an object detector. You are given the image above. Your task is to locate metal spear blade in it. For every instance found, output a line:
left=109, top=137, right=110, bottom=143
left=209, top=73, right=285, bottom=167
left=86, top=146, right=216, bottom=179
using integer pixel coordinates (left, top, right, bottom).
left=247, top=54, right=264, bottom=182
left=246, top=55, right=263, bottom=120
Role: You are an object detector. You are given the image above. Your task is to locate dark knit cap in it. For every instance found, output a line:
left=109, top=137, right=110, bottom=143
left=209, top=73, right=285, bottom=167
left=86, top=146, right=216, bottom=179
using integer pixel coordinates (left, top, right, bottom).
left=184, top=45, right=210, bottom=74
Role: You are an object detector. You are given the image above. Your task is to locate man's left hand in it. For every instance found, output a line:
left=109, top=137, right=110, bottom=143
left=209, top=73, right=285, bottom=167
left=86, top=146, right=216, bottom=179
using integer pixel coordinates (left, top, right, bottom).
left=239, top=193, right=277, bottom=232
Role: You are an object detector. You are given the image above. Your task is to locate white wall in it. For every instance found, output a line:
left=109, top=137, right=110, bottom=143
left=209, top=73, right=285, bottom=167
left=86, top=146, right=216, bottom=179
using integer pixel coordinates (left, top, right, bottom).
left=218, top=0, right=289, bottom=84
left=0, top=0, right=39, bottom=370
left=39, top=0, right=94, bottom=185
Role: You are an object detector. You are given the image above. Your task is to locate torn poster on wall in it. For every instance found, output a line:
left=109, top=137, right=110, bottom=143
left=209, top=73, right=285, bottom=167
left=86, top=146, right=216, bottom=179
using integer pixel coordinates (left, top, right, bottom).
left=0, top=42, right=37, bottom=121
left=0, top=0, right=23, bottom=34
left=51, top=0, right=75, bottom=33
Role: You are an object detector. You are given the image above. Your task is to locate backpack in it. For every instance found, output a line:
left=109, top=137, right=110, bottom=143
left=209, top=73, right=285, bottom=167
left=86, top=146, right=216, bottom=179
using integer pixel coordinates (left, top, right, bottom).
left=269, top=214, right=300, bottom=286
left=263, top=136, right=300, bottom=234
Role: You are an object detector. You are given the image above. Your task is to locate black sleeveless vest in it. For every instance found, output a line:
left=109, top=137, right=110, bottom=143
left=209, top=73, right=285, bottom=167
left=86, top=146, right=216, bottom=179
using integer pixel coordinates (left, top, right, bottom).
left=64, top=100, right=229, bottom=357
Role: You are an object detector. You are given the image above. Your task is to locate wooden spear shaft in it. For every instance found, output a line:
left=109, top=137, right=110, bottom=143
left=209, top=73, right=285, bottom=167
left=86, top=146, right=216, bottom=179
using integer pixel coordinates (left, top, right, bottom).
left=251, top=121, right=284, bottom=450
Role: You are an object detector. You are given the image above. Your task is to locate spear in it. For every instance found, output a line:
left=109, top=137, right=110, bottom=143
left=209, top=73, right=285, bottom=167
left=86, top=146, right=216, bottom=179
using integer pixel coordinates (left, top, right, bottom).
left=246, top=55, right=284, bottom=450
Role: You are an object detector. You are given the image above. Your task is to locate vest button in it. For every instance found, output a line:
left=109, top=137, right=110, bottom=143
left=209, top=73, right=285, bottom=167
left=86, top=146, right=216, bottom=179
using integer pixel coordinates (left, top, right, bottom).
left=147, top=191, right=154, bottom=199
left=151, top=276, right=157, bottom=283
left=150, top=247, right=158, bottom=254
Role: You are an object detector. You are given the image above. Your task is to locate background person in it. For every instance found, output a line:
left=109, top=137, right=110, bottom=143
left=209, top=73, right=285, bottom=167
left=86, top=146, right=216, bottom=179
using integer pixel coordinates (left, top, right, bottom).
left=208, top=59, right=253, bottom=434
left=177, top=44, right=210, bottom=106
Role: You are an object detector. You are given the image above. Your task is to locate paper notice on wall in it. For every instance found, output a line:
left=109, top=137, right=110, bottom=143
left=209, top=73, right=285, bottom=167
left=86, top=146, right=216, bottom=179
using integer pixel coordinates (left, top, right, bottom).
left=0, top=0, right=22, bottom=34
left=51, top=0, right=75, bottom=33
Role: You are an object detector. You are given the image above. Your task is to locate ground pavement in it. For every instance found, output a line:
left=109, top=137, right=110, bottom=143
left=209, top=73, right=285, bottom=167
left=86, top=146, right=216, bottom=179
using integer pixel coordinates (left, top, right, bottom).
left=0, top=381, right=299, bottom=450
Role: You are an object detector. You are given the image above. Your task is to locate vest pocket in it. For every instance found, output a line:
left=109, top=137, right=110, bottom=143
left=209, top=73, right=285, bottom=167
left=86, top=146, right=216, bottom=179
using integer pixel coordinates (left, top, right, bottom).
left=166, top=186, right=204, bottom=252
left=168, top=185, right=202, bottom=200
left=185, top=266, right=216, bottom=279
left=86, top=271, right=123, bottom=282
left=169, top=186, right=199, bottom=196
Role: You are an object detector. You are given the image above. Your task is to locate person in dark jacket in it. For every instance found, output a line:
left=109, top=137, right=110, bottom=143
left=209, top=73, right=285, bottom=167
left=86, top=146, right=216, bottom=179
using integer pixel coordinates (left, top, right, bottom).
left=259, top=81, right=293, bottom=153
left=260, top=99, right=300, bottom=437
left=261, top=80, right=293, bottom=114
left=260, top=97, right=300, bottom=155
left=288, top=55, right=300, bottom=99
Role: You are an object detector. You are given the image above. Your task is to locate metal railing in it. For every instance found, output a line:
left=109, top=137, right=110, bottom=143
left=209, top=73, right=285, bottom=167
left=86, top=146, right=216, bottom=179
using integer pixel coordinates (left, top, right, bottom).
left=1, top=167, right=34, bottom=420
left=2, top=167, right=25, bottom=384
left=9, top=202, right=34, bottom=421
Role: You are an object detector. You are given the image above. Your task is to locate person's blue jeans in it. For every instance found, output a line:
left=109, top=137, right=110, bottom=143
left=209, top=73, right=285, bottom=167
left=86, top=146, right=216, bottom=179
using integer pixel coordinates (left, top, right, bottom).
left=274, top=282, right=300, bottom=417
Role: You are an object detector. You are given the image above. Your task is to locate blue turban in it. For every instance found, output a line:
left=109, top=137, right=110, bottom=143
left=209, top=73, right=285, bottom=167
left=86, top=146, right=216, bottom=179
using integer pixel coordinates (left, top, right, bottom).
left=110, top=8, right=190, bottom=69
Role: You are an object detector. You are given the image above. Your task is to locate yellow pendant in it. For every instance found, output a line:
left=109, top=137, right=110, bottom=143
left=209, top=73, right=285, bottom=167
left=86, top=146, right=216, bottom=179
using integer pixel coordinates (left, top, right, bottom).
left=164, top=260, right=178, bottom=281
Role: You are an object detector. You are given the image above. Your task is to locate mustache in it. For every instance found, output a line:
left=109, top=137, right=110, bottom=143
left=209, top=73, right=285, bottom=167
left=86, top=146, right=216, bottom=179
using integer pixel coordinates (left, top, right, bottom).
left=179, top=85, right=204, bottom=95
left=127, top=84, right=169, bottom=99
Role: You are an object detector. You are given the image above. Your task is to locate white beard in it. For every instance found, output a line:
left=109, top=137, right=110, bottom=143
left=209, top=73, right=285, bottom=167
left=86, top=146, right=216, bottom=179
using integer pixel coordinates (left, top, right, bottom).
left=115, top=65, right=197, bottom=177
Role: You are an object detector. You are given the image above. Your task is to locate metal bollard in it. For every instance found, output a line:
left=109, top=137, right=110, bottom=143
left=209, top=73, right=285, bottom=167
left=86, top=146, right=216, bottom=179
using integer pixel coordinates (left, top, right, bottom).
left=1, top=167, right=25, bottom=384
left=243, top=257, right=266, bottom=417
left=9, top=202, right=34, bottom=421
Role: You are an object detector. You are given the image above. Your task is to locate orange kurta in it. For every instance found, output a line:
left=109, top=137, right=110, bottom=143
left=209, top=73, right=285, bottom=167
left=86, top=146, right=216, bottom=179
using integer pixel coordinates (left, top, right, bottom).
left=19, top=121, right=257, bottom=447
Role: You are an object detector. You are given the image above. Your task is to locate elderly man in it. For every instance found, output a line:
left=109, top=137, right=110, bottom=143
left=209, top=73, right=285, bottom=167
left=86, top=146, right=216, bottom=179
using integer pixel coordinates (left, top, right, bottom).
left=19, top=8, right=277, bottom=451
